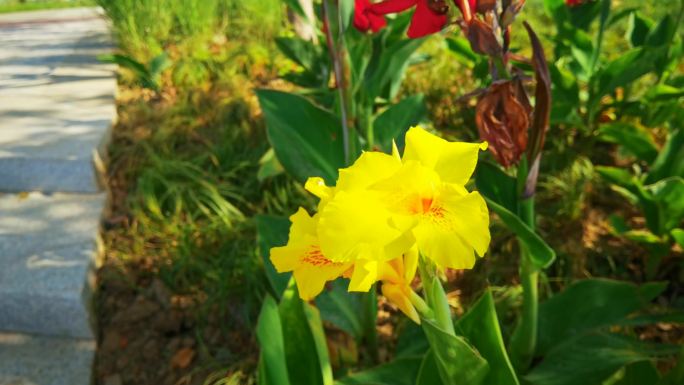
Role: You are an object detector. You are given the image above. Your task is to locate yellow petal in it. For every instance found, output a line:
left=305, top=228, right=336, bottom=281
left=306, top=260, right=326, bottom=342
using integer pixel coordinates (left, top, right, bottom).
left=305, top=177, right=333, bottom=201
left=412, top=187, right=491, bottom=269
left=382, top=283, right=420, bottom=324
left=403, top=247, right=419, bottom=282
left=348, top=259, right=379, bottom=292
left=318, top=190, right=406, bottom=263
left=337, top=151, right=402, bottom=191
left=294, top=261, right=351, bottom=300
left=402, top=126, right=486, bottom=185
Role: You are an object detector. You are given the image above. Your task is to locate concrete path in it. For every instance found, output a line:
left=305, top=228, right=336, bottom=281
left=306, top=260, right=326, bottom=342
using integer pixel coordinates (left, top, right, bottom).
left=0, top=8, right=115, bottom=385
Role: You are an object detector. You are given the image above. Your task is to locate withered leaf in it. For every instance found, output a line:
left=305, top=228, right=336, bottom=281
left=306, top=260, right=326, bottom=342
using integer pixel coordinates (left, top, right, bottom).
left=475, top=79, right=532, bottom=168
left=466, top=18, right=503, bottom=57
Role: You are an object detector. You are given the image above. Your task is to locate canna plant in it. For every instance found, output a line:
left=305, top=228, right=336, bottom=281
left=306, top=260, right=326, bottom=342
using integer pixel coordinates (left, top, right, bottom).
left=255, top=1, right=684, bottom=385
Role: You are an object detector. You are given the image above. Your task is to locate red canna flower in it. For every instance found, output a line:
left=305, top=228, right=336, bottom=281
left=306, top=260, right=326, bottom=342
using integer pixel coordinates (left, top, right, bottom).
left=565, top=0, right=583, bottom=6
left=353, top=0, right=388, bottom=33
left=354, top=0, right=455, bottom=38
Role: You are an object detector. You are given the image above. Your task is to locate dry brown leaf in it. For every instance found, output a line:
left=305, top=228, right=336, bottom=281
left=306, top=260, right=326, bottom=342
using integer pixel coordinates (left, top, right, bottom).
left=170, top=347, right=195, bottom=370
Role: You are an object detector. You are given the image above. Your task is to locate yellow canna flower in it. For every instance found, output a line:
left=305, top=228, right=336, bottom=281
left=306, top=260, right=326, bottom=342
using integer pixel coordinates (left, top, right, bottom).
left=269, top=125, right=491, bottom=322
left=270, top=208, right=352, bottom=300
left=370, top=127, right=491, bottom=270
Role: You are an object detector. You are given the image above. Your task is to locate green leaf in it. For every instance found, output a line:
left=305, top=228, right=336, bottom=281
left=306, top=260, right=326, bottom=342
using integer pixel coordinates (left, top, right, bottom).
left=316, top=278, right=364, bottom=340
left=255, top=215, right=291, bottom=299
left=415, top=350, right=444, bottom=385
left=256, top=296, right=291, bottom=385
left=537, top=279, right=667, bottom=355
left=373, top=95, right=427, bottom=153
left=421, top=319, right=489, bottom=385
left=446, top=37, right=479, bottom=67
left=276, top=37, right=321, bottom=73
left=485, top=198, right=556, bottom=271
left=395, top=320, right=429, bottom=359
left=526, top=333, right=679, bottom=385
left=256, top=89, right=346, bottom=184
left=596, top=166, right=638, bottom=191
left=592, top=46, right=667, bottom=107
left=609, top=361, right=661, bottom=385
left=476, top=162, right=518, bottom=214
left=257, top=148, right=285, bottom=182
left=455, top=290, right=519, bottom=385
left=339, top=0, right=354, bottom=32
left=335, top=356, right=423, bottom=385
left=645, top=15, right=676, bottom=47
left=645, top=177, right=684, bottom=233
left=647, top=129, right=684, bottom=184
left=280, top=0, right=306, bottom=17
left=303, top=304, right=334, bottom=385
left=671, top=229, right=684, bottom=248
left=279, top=280, right=332, bottom=385
left=598, top=123, right=659, bottom=164
left=365, top=38, right=424, bottom=100
left=659, top=347, right=684, bottom=385
left=627, top=12, right=654, bottom=47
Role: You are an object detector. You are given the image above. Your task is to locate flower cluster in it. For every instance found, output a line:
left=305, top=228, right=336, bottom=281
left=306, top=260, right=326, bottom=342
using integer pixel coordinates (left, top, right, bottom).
left=270, top=127, right=490, bottom=322
left=353, top=0, right=479, bottom=38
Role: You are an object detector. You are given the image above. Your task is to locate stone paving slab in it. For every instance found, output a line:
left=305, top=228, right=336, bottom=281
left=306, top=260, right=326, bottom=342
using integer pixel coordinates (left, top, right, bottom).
left=0, top=7, right=116, bottom=193
left=0, top=192, right=105, bottom=338
left=0, top=332, right=94, bottom=385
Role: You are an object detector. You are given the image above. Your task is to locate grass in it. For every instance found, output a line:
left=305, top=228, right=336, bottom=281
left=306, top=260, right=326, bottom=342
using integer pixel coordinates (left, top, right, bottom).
left=0, top=0, right=94, bottom=13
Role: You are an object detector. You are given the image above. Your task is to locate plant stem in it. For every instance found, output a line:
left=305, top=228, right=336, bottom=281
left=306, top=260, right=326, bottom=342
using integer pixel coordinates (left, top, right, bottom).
left=322, top=0, right=352, bottom=165
left=362, top=289, right=379, bottom=363
left=509, top=195, right=538, bottom=373
left=418, top=256, right=455, bottom=335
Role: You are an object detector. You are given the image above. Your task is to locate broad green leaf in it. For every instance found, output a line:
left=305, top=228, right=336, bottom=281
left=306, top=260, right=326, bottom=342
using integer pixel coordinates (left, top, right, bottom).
left=645, top=177, right=684, bottom=233
left=647, top=129, right=684, bottom=184
left=645, top=15, right=676, bottom=47
left=627, top=12, right=654, bottom=47
left=485, top=198, right=556, bottom=271
left=476, top=162, right=518, bottom=214
left=598, top=123, right=658, bottom=164
left=256, top=296, right=291, bottom=385
left=255, top=215, right=291, bottom=299
left=316, top=278, right=364, bottom=340
left=415, top=350, right=444, bottom=385
left=335, top=357, right=423, bottom=385
left=526, top=333, right=679, bottom=385
left=395, top=320, right=429, bottom=359
left=537, top=279, right=667, bottom=355
left=455, top=290, right=519, bottom=385
left=373, top=95, right=427, bottom=152
left=608, top=361, right=660, bottom=385
left=421, top=319, right=489, bottom=385
left=256, top=89, right=346, bottom=184
left=279, top=280, right=330, bottom=385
